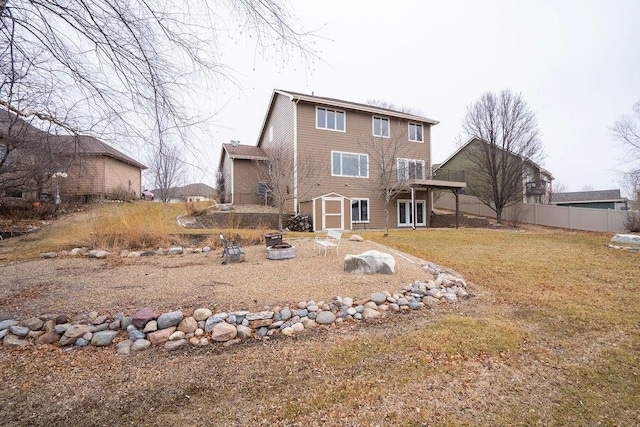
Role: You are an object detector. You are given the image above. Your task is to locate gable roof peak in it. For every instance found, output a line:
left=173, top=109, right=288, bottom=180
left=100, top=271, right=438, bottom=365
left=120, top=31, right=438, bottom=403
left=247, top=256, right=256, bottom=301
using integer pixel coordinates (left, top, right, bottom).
left=274, top=89, right=439, bottom=125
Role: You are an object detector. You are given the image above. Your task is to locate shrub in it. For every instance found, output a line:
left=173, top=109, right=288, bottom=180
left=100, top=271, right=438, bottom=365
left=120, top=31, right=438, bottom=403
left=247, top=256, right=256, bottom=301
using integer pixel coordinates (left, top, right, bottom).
left=623, top=211, right=640, bottom=232
left=110, top=184, right=133, bottom=201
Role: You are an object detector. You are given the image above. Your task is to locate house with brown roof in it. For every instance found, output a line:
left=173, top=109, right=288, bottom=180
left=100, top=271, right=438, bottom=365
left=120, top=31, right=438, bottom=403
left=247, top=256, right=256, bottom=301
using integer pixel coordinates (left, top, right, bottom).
left=1, top=109, right=146, bottom=202
left=218, top=90, right=466, bottom=231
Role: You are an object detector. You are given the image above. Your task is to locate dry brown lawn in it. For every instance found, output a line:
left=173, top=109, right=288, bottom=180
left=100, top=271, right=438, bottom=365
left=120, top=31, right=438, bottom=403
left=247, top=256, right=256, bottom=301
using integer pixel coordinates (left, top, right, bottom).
left=0, top=206, right=639, bottom=427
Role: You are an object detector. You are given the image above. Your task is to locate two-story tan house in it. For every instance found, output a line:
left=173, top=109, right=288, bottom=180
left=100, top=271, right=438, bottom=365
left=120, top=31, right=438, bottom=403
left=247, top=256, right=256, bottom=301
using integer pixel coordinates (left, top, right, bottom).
left=219, top=90, right=466, bottom=231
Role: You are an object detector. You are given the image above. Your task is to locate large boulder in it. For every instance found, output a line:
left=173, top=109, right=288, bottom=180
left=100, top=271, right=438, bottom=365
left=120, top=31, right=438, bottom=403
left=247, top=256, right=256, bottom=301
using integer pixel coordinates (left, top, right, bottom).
left=612, top=234, right=640, bottom=245
left=344, top=250, right=395, bottom=275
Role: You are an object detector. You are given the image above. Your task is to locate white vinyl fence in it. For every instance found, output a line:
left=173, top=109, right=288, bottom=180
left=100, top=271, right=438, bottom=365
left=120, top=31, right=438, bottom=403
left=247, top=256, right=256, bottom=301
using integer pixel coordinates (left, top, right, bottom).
left=435, top=193, right=629, bottom=233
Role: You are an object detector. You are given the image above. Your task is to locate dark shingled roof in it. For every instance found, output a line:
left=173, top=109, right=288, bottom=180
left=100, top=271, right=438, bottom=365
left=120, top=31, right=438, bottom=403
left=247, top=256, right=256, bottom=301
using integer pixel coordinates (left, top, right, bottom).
left=0, top=109, right=47, bottom=141
left=276, top=89, right=439, bottom=125
left=552, top=189, right=626, bottom=203
left=50, top=135, right=146, bottom=169
left=1, top=108, right=146, bottom=169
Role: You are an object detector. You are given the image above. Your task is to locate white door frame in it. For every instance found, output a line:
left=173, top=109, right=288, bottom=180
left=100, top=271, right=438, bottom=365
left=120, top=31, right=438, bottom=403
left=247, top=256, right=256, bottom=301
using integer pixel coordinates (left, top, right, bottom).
left=397, top=199, right=426, bottom=227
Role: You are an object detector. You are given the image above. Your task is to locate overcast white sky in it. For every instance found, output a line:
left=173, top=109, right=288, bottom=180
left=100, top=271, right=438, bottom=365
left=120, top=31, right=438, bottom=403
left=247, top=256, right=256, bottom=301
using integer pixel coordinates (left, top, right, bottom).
left=178, top=0, right=640, bottom=194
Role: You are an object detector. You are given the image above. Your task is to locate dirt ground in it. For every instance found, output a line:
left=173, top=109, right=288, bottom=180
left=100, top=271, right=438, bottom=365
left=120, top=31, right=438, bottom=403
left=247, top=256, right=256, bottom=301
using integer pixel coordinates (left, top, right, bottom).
left=0, top=237, right=437, bottom=320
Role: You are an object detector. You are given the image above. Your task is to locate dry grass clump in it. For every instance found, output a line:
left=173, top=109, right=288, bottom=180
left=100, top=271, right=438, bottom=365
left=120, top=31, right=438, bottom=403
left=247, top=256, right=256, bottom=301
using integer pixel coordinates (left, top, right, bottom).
left=0, top=202, right=279, bottom=261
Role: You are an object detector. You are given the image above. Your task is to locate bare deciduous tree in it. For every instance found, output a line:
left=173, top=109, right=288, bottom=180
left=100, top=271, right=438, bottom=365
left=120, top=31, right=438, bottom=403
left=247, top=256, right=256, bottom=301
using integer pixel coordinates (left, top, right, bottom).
left=612, top=101, right=640, bottom=210
left=253, top=142, right=326, bottom=230
left=0, top=1, right=316, bottom=155
left=146, top=142, right=185, bottom=202
left=621, top=170, right=640, bottom=210
left=366, top=99, right=423, bottom=116
left=0, top=109, right=74, bottom=199
left=358, top=127, right=414, bottom=236
left=461, top=90, right=544, bottom=223
left=612, top=101, right=640, bottom=160
left=548, top=180, right=568, bottom=203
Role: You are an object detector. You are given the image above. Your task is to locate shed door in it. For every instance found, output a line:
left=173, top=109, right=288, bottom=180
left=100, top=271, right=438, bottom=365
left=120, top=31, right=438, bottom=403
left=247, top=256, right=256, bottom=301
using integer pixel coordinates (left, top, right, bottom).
left=323, top=197, right=344, bottom=230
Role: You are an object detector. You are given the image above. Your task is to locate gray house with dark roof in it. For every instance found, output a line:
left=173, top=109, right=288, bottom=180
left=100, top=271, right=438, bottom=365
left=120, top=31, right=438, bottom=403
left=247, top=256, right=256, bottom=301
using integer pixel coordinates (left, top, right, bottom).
left=550, top=189, right=629, bottom=210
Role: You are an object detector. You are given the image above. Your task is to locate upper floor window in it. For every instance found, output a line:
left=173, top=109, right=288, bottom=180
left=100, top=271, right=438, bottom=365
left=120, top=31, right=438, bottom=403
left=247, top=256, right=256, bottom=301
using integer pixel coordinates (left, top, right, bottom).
left=268, top=125, right=274, bottom=142
left=397, top=158, right=425, bottom=181
left=317, top=107, right=345, bottom=131
left=408, top=123, right=423, bottom=142
left=352, top=198, right=369, bottom=223
left=373, top=116, right=390, bottom=138
left=332, top=151, right=368, bottom=178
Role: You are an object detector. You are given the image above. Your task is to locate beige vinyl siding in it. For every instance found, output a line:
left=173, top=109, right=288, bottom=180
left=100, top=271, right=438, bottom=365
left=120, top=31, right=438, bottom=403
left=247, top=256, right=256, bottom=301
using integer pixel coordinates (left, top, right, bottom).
left=295, top=101, right=432, bottom=229
left=60, top=157, right=103, bottom=196
left=233, top=159, right=262, bottom=205
left=104, top=157, right=141, bottom=197
left=59, top=156, right=142, bottom=198
left=258, top=93, right=296, bottom=212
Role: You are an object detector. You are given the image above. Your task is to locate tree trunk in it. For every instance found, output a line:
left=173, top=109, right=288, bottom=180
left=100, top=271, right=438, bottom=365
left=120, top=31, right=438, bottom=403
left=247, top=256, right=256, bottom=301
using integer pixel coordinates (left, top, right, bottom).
left=384, top=204, right=389, bottom=237
left=496, top=207, right=503, bottom=224
left=278, top=204, right=284, bottom=230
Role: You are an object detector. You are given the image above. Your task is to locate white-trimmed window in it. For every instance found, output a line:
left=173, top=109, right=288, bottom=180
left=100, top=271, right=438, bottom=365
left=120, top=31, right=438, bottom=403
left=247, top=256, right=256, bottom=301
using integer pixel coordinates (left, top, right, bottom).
left=268, top=125, right=274, bottom=142
left=332, top=151, right=368, bottom=178
left=373, top=116, right=390, bottom=138
left=397, top=158, right=425, bottom=180
left=317, top=107, right=345, bottom=131
left=351, top=198, right=369, bottom=223
left=408, top=123, right=423, bottom=142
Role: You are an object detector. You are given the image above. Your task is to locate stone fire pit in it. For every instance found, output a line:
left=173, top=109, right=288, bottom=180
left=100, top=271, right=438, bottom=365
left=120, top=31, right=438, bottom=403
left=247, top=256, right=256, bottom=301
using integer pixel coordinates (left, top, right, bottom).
left=266, top=242, right=296, bottom=260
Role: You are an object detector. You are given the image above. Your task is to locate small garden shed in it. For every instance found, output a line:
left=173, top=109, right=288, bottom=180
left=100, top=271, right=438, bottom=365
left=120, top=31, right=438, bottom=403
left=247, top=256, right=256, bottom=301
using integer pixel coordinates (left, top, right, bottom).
left=299, top=192, right=352, bottom=231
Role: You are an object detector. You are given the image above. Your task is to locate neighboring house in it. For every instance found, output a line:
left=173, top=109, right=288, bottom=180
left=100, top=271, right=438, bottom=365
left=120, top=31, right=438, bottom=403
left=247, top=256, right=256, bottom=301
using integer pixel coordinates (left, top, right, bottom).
left=551, top=189, right=629, bottom=210
left=219, top=142, right=269, bottom=205
left=151, top=183, right=216, bottom=203
left=0, top=109, right=146, bottom=202
left=53, top=135, right=146, bottom=201
left=218, top=89, right=465, bottom=231
left=434, top=137, right=554, bottom=204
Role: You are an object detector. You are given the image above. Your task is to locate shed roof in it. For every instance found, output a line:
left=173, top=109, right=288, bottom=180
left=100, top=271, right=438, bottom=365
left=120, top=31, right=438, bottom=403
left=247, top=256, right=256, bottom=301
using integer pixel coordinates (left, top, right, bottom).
left=222, top=143, right=268, bottom=160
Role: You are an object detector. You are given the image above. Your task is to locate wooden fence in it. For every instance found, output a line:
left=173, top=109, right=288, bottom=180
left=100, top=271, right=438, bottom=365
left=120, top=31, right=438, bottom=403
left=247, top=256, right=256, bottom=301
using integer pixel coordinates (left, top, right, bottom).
left=435, top=192, right=629, bottom=233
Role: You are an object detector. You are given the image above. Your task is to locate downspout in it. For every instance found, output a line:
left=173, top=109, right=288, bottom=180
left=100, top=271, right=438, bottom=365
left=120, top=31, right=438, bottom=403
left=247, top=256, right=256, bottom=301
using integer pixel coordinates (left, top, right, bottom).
left=428, top=124, right=433, bottom=223
left=103, top=156, right=107, bottom=198
left=230, top=155, right=234, bottom=205
left=293, top=99, right=299, bottom=214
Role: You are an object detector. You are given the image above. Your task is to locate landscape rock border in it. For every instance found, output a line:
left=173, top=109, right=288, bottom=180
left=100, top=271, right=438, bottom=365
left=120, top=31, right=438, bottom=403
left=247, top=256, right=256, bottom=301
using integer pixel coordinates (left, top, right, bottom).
left=0, top=263, right=470, bottom=353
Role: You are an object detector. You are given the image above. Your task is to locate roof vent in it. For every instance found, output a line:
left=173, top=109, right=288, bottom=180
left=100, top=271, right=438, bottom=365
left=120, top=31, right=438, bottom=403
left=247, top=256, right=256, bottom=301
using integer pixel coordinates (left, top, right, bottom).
left=230, top=140, right=240, bottom=147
